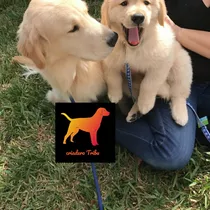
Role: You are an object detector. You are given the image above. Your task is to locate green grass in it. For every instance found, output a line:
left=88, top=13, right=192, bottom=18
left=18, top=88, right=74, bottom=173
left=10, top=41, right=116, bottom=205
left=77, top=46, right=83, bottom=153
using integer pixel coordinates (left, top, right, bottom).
left=0, top=0, right=210, bottom=209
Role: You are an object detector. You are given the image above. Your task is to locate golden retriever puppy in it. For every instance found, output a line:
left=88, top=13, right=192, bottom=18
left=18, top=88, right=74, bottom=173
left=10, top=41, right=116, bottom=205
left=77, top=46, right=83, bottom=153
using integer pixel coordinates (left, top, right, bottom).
left=13, top=0, right=118, bottom=103
left=101, top=0, right=193, bottom=126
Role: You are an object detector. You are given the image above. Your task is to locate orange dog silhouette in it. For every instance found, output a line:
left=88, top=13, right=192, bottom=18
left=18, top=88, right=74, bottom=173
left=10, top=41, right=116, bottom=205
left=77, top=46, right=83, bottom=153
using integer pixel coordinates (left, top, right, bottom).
left=61, top=107, right=110, bottom=146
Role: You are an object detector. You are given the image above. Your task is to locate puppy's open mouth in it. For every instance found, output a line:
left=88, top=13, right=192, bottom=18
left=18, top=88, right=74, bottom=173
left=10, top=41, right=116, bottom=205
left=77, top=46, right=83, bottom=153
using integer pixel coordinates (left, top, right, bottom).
left=122, top=25, right=143, bottom=46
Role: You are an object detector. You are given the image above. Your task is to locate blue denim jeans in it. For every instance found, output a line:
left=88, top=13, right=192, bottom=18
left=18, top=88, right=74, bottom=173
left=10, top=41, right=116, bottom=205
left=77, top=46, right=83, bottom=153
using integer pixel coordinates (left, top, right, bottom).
left=116, top=82, right=210, bottom=170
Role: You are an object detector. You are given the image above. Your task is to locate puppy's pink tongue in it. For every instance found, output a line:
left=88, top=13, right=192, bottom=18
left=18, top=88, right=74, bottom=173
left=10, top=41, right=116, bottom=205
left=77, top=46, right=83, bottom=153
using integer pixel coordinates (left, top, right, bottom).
left=128, top=27, right=139, bottom=46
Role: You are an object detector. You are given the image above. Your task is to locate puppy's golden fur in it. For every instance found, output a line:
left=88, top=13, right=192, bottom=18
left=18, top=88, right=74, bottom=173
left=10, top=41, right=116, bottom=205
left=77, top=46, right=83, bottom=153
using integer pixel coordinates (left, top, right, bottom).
left=101, top=0, right=193, bottom=126
left=13, top=0, right=117, bottom=103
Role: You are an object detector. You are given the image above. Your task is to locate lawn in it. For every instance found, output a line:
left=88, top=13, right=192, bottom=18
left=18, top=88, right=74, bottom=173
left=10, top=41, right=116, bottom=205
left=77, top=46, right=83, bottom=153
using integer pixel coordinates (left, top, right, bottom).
left=0, top=0, right=210, bottom=209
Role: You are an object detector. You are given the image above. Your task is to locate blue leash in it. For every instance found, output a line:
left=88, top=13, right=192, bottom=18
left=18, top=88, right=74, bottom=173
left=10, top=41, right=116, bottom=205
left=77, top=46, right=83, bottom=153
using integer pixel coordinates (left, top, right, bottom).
left=125, top=63, right=210, bottom=143
left=186, top=102, right=210, bottom=142
left=91, top=163, right=103, bottom=210
left=69, top=96, right=104, bottom=210
left=125, top=63, right=135, bottom=103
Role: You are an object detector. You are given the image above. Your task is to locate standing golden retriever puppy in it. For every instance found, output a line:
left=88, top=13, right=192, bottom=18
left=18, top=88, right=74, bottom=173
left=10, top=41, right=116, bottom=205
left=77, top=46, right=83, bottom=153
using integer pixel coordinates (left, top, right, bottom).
left=101, top=0, right=193, bottom=126
left=13, top=0, right=118, bottom=103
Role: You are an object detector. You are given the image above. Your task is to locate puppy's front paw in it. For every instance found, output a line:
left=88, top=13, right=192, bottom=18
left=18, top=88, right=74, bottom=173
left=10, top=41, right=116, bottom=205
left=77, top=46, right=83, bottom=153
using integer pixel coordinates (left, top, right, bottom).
left=171, top=100, right=188, bottom=126
left=126, top=111, right=142, bottom=123
left=108, top=90, right=123, bottom=104
left=137, top=96, right=156, bottom=115
left=46, top=89, right=66, bottom=104
left=46, top=90, right=58, bottom=104
left=46, top=89, right=69, bottom=104
left=126, top=103, right=143, bottom=122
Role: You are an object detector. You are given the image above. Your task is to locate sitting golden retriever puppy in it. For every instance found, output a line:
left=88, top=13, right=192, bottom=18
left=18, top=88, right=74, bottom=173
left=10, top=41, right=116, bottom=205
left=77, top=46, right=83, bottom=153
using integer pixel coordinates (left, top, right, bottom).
left=13, top=0, right=118, bottom=103
left=101, top=0, right=193, bottom=126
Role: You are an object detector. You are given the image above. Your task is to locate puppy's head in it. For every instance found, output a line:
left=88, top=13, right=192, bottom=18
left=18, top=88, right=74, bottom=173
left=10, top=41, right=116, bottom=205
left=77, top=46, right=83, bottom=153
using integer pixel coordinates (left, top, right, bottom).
left=17, top=0, right=118, bottom=69
left=101, top=0, right=167, bottom=47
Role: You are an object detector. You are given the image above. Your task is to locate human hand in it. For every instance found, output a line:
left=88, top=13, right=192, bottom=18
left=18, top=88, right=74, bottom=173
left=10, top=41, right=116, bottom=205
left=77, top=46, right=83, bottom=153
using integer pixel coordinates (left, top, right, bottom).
left=165, top=15, right=182, bottom=38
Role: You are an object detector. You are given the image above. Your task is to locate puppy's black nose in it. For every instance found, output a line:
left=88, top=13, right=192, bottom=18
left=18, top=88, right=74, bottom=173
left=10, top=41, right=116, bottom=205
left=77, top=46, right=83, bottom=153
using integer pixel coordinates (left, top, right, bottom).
left=107, top=32, right=118, bottom=47
left=131, top=14, right=145, bottom=25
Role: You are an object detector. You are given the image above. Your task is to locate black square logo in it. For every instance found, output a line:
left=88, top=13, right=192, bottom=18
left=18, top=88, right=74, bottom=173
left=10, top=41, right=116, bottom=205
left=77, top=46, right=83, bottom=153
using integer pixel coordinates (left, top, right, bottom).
left=55, top=103, right=115, bottom=163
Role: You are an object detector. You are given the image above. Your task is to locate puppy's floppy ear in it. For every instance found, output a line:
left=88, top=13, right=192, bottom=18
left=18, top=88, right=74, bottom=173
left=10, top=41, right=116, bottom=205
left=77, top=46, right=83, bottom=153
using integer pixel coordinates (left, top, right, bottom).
left=158, top=0, right=167, bottom=26
left=101, top=0, right=110, bottom=27
left=17, top=23, right=46, bottom=69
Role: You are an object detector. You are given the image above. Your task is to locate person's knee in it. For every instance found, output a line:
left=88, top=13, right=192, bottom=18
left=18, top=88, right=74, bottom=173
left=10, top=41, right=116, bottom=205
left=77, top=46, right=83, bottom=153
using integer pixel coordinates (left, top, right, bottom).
left=144, top=144, right=193, bottom=171
left=149, top=154, right=191, bottom=171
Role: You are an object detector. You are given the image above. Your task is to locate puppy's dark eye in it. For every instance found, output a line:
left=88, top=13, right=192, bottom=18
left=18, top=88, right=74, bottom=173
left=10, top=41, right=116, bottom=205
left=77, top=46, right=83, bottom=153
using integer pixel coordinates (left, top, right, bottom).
left=120, top=1, right=128, bottom=6
left=144, top=1, right=150, bottom=5
left=68, top=25, right=79, bottom=33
